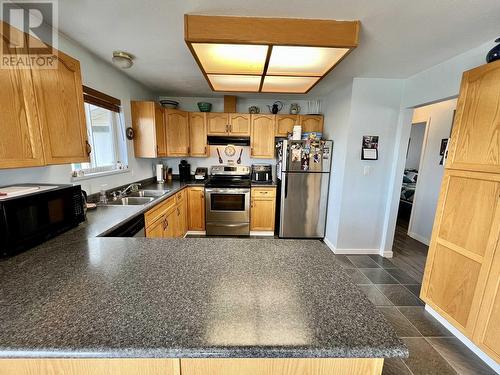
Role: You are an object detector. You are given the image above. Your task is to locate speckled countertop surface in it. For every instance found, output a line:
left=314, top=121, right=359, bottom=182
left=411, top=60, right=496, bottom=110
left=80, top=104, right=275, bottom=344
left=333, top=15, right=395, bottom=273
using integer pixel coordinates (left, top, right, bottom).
left=0, top=180, right=407, bottom=359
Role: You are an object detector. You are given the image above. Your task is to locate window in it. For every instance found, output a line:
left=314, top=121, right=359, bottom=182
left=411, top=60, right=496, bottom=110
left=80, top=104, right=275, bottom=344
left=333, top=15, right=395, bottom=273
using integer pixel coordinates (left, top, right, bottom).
left=72, top=87, right=128, bottom=177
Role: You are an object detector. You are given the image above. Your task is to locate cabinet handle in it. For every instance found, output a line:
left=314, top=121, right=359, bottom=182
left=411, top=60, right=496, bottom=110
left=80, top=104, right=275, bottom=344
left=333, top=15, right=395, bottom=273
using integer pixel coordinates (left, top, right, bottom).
left=177, top=208, right=180, bottom=216
left=85, top=140, right=92, bottom=156
left=157, top=145, right=159, bottom=155
left=229, top=124, right=232, bottom=133
left=188, top=146, right=190, bottom=154
left=204, top=146, right=207, bottom=155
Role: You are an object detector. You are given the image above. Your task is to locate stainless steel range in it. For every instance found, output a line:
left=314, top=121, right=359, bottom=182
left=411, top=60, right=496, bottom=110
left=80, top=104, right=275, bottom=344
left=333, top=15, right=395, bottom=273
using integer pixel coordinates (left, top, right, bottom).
left=205, top=165, right=251, bottom=236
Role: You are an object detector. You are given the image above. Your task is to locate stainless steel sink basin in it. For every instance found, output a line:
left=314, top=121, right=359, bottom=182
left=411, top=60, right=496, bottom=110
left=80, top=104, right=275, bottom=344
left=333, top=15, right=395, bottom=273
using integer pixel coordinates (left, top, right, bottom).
left=107, top=197, right=155, bottom=206
left=127, top=189, right=170, bottom=197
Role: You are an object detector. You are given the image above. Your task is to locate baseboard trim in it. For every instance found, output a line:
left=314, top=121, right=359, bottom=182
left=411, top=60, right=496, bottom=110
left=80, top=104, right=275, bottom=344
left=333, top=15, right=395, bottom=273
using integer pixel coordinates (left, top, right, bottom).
left=407, top=231, right=430, bottom=246
left=322, top=239, right=383, bottom=256
left=425, top=305, right=500, bottom=373
left=186, top=230, right=206, bottom=235
left=323, top=238, right=336, bottom=253
left=382, top=251, right=393, bottom=258
left=250, top=231, right=274, bottom=236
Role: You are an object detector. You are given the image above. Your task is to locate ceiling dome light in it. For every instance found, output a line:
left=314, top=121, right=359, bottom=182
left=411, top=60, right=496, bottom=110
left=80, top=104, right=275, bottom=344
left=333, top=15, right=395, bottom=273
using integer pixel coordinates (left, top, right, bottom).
left=112, top=51, right=134, bottom=69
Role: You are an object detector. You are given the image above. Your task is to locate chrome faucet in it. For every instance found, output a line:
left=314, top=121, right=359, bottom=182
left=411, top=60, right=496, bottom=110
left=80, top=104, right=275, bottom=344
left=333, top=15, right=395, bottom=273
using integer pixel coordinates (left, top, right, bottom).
left=114, top=183, right=141, bottom=198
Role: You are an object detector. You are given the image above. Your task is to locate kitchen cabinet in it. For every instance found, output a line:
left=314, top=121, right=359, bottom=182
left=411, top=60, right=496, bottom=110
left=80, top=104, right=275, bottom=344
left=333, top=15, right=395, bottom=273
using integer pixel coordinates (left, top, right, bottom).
left=187, top=187, right=205, bottom=231
left=189, top=112, right=208, bottom=157
left=250, top=115, right=275, bottom=158
left=131, top=101, right=167, bottom=158
left=145, top=195, right=177, bottom=238
left=174, top=189, right=187, bottom=237
left=165, top=109, right=190, bottom=156
left=207, top=113, right=229, bottom=135
left=275, top=114, right=298, bottom=137
left=31, top=50, right=89, bottom=165
left=250, top=187, right=276, bottom=231
left=421, top=61, right=500, bottom=359
left=229, top=113, right=250, bottom=136
left=298, top=115, right=324, bottom=133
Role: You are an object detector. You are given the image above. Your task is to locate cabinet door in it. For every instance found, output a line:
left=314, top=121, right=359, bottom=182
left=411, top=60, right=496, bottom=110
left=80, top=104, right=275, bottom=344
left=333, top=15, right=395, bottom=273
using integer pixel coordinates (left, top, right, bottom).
left=0, top=52, right=45, bottom=169
left=251, top=115, right=275, bottom=158
left=275, top=115, right=298, bottom=137
left=473, top=223, right=500, bottom=364
left=145, top=216, right=166, bottom=238
left=250, top=198, right=276, bottom=231
left=447, top=60, right=500, bottom=174
left=299, top=115, right=324, bottom=133
left=188, top=187, right=205, bottom=231
left=31, top=50, right=89, bottom=164
left=229, top=113, right=250, bottom=136
left=164, top=208, right=177, bottom=238
left=131, top=101, right=157, bottom=158
left=165, top=109, right=189, bottom=156
left=155, top=104, right=167, bottom=157
left=421, top=170, right=500, bottom=337
left=174, top=201, right=187, bottom=237
left=207, top=113, right=229, bottom=135
left=189, top=112, right=208, bottom=157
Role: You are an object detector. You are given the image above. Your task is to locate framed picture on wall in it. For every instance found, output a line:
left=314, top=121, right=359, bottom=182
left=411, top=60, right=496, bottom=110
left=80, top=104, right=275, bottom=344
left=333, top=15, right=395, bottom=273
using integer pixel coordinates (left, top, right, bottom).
left=361, top=136, right=379, bottom=160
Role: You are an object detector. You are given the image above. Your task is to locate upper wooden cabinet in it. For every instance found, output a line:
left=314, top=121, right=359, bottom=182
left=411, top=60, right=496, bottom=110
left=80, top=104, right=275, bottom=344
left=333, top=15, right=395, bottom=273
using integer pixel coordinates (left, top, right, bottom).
left=31, top=50, right=89, bottom=165
left=275, top=115, right=299, bottom=137
left=447, top=60, right=500, bottom=174
left=299, top=115, right=324, bottom=133
left=0, top=55, right=45, bottom=169
left=229, top=113, right=250, bottom=136
left=165, top=109, right=189, bottom=156
left=207, top=113, right=250, bottom=136
left=207, top=113, right=228, bottom=135
left=251, top=114, right=275, bottom=158
left=189, top=112, right=208, bottom=157
left=131, top=101, right=166, bottom=158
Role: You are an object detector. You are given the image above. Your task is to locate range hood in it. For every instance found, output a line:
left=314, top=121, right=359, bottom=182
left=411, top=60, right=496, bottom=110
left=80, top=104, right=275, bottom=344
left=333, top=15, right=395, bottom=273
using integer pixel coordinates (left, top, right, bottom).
left=207, top=136, right=250, bottom=146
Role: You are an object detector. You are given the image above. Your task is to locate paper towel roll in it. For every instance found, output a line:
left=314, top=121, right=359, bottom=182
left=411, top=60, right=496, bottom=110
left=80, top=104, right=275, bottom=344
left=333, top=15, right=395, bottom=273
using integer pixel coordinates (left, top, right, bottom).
left=156, top=164, right=164, bottom=183
left=292, top=125, right=302, bottom=140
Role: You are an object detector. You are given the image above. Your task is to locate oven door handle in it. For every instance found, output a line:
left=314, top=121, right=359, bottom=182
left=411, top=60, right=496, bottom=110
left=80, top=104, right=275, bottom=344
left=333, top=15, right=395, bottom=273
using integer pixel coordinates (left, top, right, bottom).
left=205, top=188, right=250, bottom=194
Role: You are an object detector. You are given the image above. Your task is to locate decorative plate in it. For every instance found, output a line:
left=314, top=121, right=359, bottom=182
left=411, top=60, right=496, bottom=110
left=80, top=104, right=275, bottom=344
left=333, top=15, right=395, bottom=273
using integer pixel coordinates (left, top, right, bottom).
left=224, top=144, right=236, bottom=157
left=126, top=127, right=135, bottom=140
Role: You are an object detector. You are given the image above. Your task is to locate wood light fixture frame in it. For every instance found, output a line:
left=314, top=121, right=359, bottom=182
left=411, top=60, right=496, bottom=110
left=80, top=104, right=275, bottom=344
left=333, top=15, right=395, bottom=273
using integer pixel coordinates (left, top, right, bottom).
left=184, top=15, right=360, bottom=94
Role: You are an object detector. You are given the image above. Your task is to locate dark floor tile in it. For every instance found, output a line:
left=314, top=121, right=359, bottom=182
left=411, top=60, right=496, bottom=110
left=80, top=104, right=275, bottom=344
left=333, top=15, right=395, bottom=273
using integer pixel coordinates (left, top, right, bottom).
left=386, top=268, right=420, bottom=284
left=333, top=255, right=356, bottom=268
left=427, top=337, right=495, bottom=375
left=382, top=358, right=413, bottom=375
left=358, top=285, right=393, bottom=306
left=343, top=268, right=372, bottom=284
left=402, top=337, right=456, bottom=375
left=346, top=255, right=381, bottom=268
left=369, top=255, right=398, bottom=269
left=360, top=268, right=399, bottom=284
left=398, top=307, right=453, bottom=337
left=377, top=307, right=421, bottom=337
left=404, top=284, right=422, bottom=298
left=376, top=285, right=424, bottom=306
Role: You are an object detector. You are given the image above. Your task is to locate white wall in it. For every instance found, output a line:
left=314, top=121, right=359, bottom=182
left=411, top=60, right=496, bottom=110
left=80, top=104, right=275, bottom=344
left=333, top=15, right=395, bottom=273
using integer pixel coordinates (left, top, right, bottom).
left=405, top=123, right=426, bottom=170
left=408, top=99, right=457, bottom=245
left=323, top=78, right=405, bottom=253
left=0, top=32, right=156, bottom=194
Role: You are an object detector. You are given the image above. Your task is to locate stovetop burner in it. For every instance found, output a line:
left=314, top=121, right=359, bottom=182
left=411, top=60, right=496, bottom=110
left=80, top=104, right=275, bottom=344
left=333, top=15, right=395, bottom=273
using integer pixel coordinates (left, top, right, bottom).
left=205, top=177, right=251, bottom=188
left=206, top=165, right=251, bottom=188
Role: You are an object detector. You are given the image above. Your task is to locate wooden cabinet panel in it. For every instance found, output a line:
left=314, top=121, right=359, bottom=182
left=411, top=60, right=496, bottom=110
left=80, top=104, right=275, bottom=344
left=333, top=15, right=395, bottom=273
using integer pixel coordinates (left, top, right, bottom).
left=174, top=200, right=187, bottom=237
left=0, top=55, right=44, bottom=169
left=275, top=115, right=298, bottom=137
left=189, top=112, right=208, bottom=157
left=229, top=113, right=250, bottom=136
left=145, top=217, right=166, bottom=238
left=251, top=187, right=277, bottom=198
left=207, top=113, right=229, bottom=135
left=164, top=207, right=177, bottom=238
left=473, top=236, right=500, bottom=363
left=447, top=60, right=500, bottom=174
left=251, top=115, right=275, bottom=158
left=131, top=101, right=157, bottom=158
left=165, top=109, right=189, bottom=156
left=299, top=115, right=324, bottom=133
left=31, top=50, right=89, bottom=164
left=188, top=187, right=205, bottom=231
left=181, top=358, right=384, bottom=375
left=250, top=187, right=276, bottom=232
left=155, top=104, right=167, bottom=157
left=0, top=359, right=181, bottom=375
left=421, top=170, right=500, bottom=335
left=144, top=196, right=176, bottom=228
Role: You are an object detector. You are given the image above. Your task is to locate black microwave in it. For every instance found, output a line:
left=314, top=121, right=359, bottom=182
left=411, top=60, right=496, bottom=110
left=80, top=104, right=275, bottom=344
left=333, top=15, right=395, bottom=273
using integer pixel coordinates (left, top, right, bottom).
left=0, top=184, right=85, bottom=257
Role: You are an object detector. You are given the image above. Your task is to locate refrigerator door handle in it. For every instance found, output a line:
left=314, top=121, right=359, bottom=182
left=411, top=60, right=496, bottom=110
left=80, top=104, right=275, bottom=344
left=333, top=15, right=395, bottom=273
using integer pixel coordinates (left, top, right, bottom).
left=284, top=173, right=288, bottom=198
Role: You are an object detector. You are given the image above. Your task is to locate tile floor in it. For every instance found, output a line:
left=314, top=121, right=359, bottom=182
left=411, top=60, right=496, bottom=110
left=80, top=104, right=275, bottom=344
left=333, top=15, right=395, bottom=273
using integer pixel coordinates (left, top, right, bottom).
left=335, top=254, right=496, bottom=375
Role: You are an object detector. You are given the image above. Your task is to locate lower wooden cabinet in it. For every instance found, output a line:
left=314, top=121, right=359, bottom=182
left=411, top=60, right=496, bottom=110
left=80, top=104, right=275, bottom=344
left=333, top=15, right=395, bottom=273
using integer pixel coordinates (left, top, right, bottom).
left=145, top=191, right=187, bottom=238
left=250, top=187, right=276, bottom=232
left=187, top=187, right=205, bottom=231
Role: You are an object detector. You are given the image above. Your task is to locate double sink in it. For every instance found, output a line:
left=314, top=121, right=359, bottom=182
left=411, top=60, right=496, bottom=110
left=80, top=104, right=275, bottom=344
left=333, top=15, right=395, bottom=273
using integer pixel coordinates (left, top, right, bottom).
left=107, top=189, right=170, bottom=206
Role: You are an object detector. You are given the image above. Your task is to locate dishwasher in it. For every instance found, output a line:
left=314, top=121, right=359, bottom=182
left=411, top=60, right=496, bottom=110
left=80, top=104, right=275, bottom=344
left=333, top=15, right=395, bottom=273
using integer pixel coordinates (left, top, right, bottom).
left=103, top=215, right=145, bottom=237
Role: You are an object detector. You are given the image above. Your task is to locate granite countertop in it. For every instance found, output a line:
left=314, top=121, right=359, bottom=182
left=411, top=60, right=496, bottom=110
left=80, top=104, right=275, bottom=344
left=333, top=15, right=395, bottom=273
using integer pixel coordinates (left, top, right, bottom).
left=0, top=238, right=407, bottom=359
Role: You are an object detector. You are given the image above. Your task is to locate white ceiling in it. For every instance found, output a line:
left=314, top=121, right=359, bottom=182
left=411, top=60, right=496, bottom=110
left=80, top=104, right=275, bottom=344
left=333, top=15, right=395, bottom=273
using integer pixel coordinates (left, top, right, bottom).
left=57, top=0, right=500, bottom=98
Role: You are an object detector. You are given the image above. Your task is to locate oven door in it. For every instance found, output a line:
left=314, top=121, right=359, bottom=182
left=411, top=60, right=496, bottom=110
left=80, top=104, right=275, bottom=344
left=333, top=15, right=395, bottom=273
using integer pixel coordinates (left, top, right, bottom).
left=205, top=188, right=250, bottom=223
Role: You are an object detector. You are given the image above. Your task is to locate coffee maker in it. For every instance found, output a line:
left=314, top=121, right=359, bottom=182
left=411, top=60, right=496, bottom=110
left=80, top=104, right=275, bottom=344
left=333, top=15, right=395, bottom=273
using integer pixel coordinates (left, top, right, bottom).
left=179, top=160, right=191, bottom=182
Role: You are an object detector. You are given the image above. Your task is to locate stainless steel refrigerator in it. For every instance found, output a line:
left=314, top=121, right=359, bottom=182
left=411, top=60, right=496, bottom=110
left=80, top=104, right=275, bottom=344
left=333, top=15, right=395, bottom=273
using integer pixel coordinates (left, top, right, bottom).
left=277, top=139, right=333, bottom=238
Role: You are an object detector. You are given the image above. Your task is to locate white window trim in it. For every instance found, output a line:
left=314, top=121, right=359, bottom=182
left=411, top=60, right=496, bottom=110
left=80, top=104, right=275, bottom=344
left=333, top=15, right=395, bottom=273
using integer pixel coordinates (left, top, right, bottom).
left=71, top=167, right=130, bottom=182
